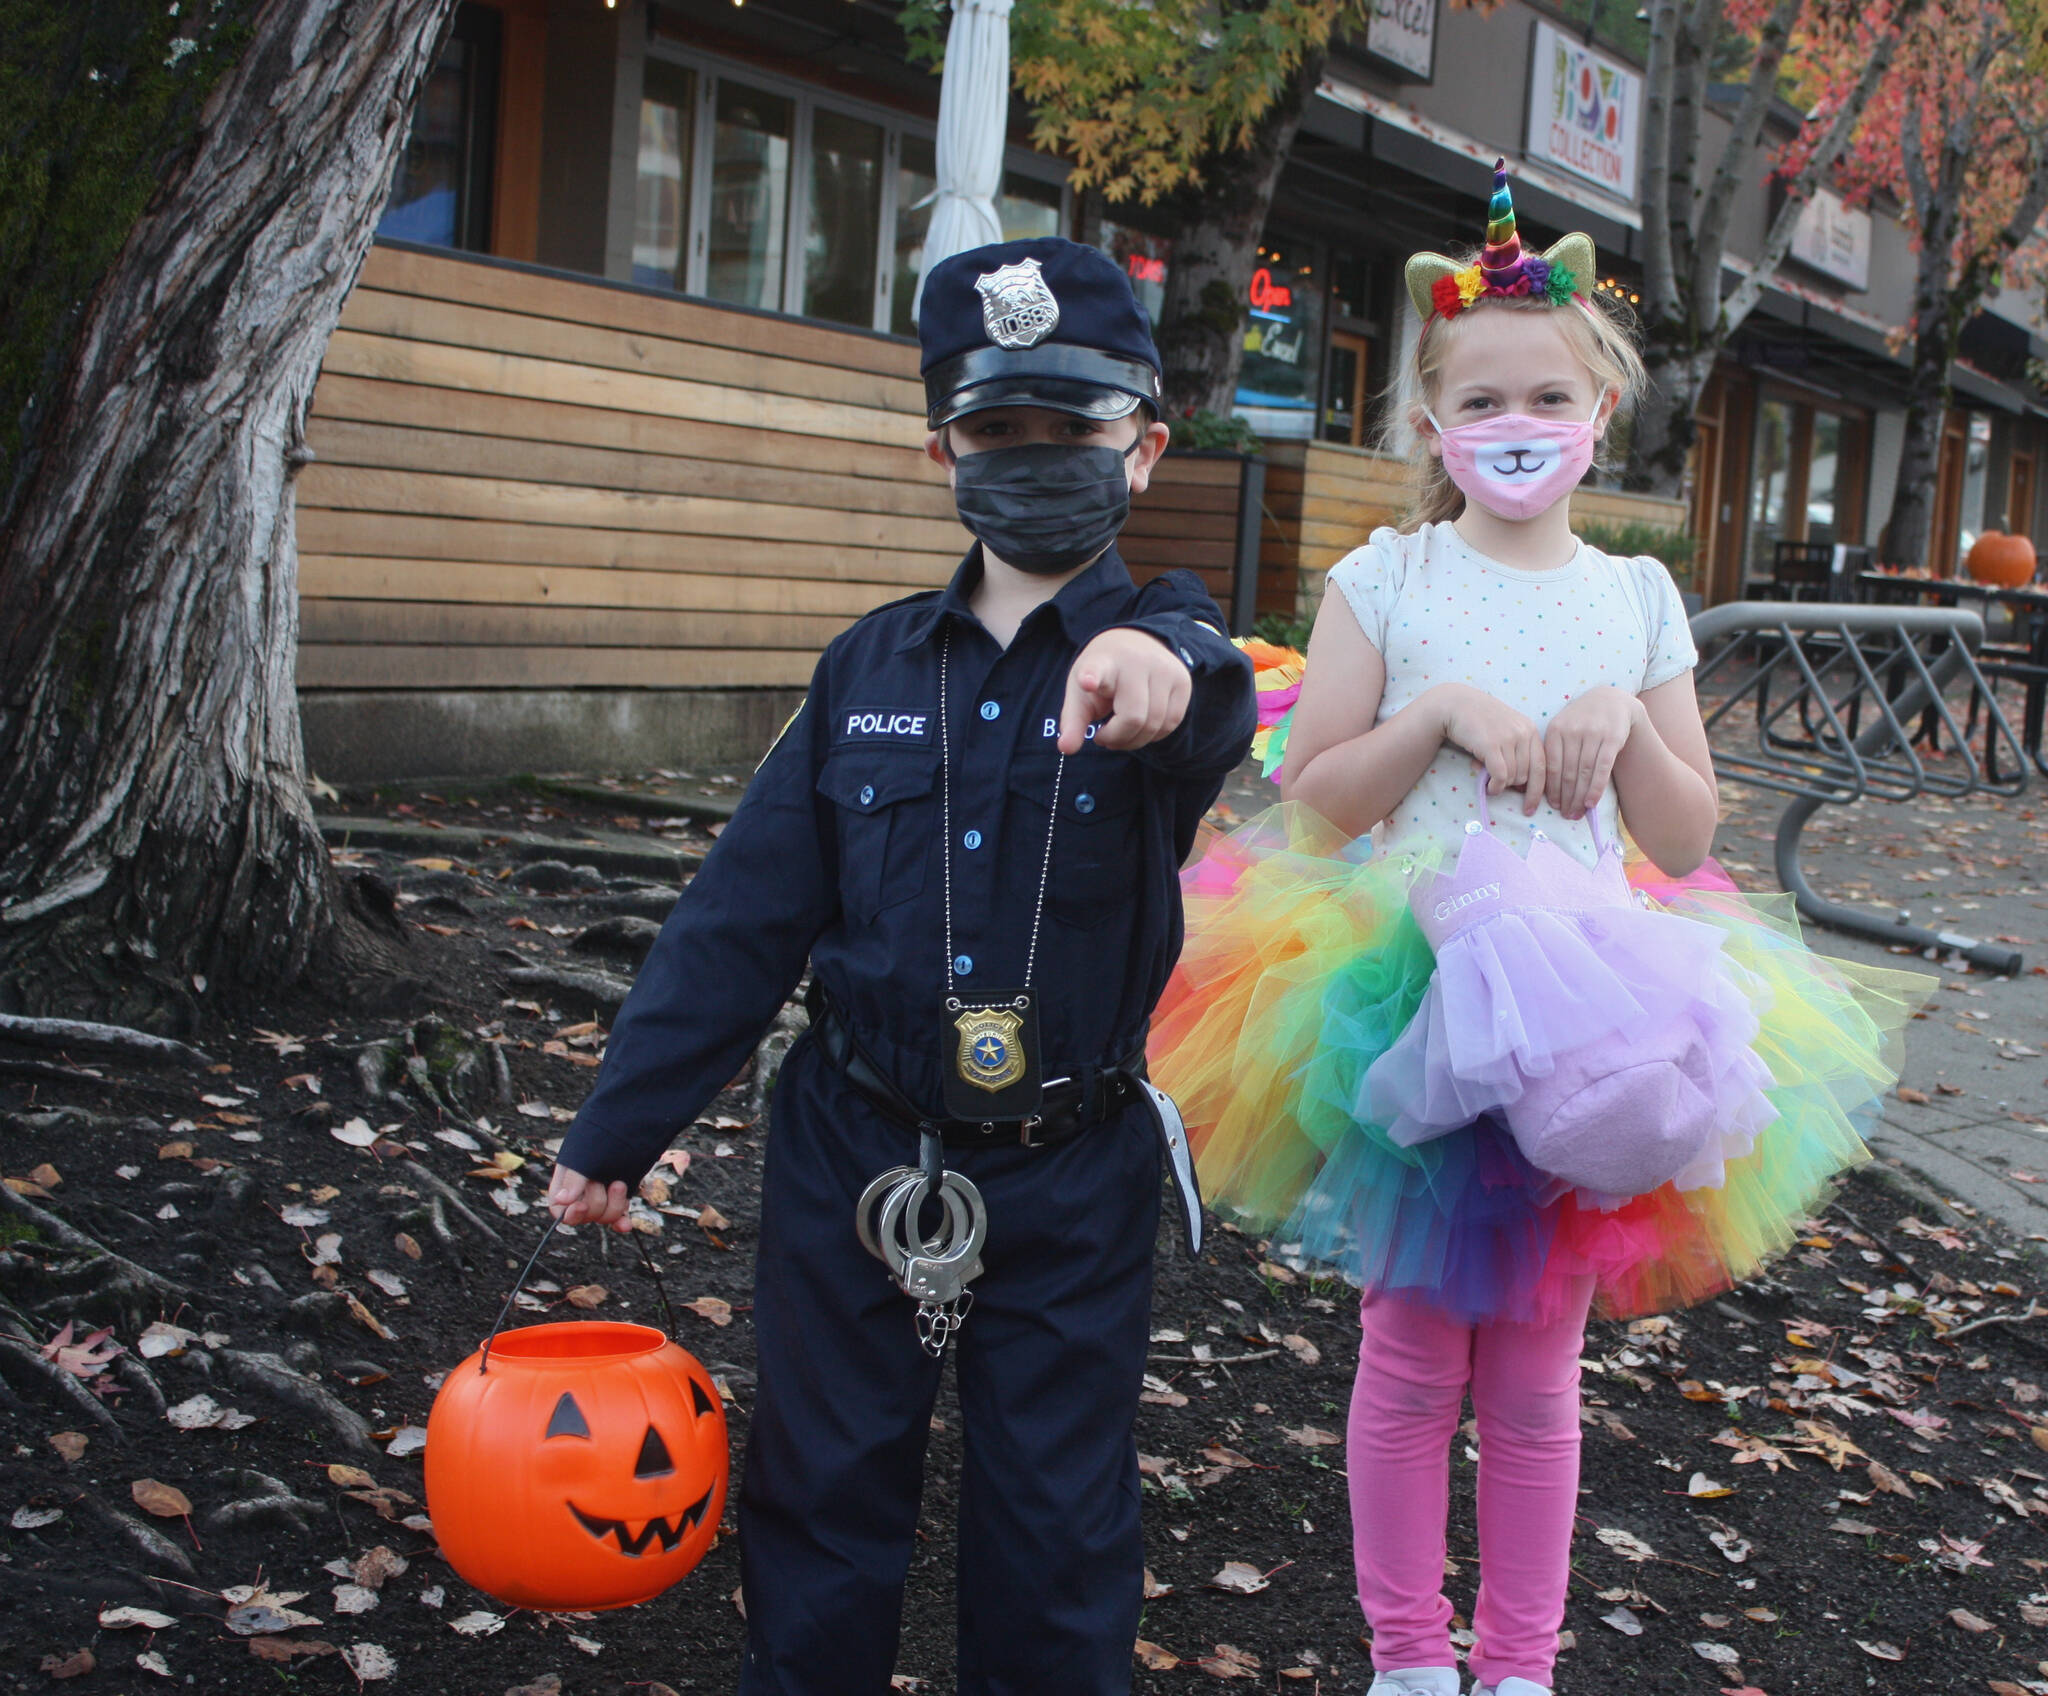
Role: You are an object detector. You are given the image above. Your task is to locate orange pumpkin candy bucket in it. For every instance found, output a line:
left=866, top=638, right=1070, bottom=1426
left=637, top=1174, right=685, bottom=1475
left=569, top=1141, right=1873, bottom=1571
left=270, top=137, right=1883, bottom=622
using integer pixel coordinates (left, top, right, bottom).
left=425, top=1223, right=729, bottom=1611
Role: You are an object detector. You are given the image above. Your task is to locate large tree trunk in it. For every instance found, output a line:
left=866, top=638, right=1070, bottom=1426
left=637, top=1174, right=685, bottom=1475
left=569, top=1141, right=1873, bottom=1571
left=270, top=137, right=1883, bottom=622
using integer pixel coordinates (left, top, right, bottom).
left=1882, top=283, right=1958, bottom=571
left=0, top=0, right=457, bottom=1027
left=1628, top=337, right=1716, bottom=499
left=1154, top=55, right=1323, bottom=418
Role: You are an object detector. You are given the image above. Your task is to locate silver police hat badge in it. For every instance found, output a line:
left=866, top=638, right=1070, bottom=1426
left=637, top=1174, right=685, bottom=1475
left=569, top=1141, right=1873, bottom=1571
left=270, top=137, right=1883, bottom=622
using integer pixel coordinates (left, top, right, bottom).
left=975, top=258, right=1060, bottom=350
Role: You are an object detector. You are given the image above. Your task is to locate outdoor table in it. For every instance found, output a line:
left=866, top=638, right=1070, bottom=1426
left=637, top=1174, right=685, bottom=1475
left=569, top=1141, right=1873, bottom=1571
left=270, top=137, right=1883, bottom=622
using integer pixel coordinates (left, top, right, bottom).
left=1854, top=571, right=2048, bottom=775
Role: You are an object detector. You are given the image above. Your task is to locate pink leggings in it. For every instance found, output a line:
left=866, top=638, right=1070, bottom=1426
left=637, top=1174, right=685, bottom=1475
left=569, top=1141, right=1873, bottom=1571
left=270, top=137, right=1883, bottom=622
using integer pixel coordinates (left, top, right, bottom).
left=1347, top=1280, right=1593, bottom=1689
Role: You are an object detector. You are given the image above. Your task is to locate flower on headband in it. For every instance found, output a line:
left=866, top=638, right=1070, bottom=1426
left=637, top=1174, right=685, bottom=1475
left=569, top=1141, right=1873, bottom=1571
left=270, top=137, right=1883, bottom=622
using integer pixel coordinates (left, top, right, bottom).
left=1544, top=264, right=1577, bottom=307
left=1455, top=265, right=1484, bottom=305
left=1431, top=274, right=1464, bottom=318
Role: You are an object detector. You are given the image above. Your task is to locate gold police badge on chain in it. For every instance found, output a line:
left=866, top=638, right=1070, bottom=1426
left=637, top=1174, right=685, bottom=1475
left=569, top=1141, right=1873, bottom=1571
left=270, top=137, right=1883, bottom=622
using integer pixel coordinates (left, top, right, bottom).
left=953, top=1003, right=1027, bottom=1094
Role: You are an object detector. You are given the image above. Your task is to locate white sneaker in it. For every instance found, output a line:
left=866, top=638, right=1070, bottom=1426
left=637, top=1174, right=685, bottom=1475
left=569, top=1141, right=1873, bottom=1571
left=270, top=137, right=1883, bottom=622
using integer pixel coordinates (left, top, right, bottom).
left=1368, top=1670, right=1460, bottom=1696
left=1469, top=1679, right=1552, bottom=1696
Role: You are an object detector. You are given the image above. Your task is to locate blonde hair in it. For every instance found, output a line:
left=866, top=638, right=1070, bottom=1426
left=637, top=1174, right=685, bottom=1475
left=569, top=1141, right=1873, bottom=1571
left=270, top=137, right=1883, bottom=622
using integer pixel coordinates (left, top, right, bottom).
left=1384, top=272, right=1648, bottom=532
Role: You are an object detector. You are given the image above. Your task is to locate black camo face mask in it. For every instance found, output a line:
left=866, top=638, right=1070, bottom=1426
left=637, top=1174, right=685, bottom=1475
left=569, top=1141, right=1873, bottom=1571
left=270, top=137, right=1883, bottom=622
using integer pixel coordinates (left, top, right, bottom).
left=949, top=440, right=1140, bottom=574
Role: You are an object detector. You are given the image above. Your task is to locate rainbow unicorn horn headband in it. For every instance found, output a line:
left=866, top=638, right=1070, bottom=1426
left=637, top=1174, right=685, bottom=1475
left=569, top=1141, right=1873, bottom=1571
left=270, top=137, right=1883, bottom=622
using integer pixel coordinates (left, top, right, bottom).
left=1405, top=159, right=1597, bottom=323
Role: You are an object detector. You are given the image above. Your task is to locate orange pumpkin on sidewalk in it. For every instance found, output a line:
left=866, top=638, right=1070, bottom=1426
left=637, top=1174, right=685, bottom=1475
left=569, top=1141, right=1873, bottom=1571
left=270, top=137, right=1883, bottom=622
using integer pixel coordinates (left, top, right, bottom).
left=1966, top=530, right=2038, bottom=586
left=425, top=1321, right=729, bottom=1610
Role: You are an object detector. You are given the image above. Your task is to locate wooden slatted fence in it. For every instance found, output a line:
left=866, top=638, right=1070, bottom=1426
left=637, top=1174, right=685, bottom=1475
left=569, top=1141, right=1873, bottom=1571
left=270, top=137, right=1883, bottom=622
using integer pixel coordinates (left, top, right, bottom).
left=298, top=242, right=1260, bottom=707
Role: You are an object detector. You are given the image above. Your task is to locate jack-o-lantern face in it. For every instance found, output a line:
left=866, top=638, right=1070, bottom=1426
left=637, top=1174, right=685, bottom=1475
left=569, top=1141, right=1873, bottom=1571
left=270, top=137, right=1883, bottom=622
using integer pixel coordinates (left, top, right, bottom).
left=426, top=1322, right=729, bottom=1611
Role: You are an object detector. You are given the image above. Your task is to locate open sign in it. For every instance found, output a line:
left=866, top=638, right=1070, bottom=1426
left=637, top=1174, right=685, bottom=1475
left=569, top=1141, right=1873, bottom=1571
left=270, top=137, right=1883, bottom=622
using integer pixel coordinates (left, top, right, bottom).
left=1248, top=267, right=1294, bottom=314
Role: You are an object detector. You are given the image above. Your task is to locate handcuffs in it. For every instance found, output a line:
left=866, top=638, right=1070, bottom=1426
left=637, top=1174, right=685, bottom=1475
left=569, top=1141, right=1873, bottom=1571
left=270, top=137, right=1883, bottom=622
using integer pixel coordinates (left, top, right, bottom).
left=856, top=1130, right=987, bottom=1357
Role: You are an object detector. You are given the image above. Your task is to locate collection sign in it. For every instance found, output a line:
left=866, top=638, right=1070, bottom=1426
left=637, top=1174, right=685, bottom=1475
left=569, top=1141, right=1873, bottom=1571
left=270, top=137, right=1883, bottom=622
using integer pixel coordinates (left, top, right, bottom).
left=1525, top=21, right=1640, bottom=203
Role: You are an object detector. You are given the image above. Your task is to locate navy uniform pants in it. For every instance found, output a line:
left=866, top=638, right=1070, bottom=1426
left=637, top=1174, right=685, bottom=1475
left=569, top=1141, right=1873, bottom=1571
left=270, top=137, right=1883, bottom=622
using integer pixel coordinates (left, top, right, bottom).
left=736, top=1032, right=1162, bottom=1695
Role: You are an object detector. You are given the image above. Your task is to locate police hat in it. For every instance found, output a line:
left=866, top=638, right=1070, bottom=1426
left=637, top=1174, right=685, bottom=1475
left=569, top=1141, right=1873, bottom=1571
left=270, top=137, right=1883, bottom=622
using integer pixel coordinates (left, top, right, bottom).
left=919, top=237, right=1163, bottom=428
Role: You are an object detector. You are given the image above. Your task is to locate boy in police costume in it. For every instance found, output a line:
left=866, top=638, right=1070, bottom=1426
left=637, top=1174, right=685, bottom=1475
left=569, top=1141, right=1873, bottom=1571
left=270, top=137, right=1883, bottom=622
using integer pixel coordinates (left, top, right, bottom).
left=546, top=237, right=1255, bottom=1694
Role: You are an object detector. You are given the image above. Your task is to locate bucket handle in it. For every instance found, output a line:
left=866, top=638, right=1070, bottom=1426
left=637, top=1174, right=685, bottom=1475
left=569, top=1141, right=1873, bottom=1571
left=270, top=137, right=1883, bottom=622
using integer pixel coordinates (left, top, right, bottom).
left=478, top=1213, right=683, bottom=1375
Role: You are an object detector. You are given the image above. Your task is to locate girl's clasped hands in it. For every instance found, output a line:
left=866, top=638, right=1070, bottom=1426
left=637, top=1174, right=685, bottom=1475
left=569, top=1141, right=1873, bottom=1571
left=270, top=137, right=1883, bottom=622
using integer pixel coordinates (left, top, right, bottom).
left=1437, top=682, right=1643, bottom=821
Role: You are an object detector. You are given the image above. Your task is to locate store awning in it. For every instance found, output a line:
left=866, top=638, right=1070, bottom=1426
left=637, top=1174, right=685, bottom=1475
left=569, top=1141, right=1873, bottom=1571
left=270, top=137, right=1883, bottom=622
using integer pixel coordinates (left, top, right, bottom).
left=1315, top=78, right=1640, bottom=259
left=1948, top=359, right=2027, bottom=414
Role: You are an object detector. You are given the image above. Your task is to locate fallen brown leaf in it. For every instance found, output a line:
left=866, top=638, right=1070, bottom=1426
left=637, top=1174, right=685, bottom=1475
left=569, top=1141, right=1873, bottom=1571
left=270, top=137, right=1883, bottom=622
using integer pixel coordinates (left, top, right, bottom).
left=564, top=1284, right=608, bottom=1309
left=47, top=1431, right=87, bottom=1462
left=131, top=1478, right=192, bottom=1518
left=698, top=1204, right=731, bottom=1232
left=1281, top=1425, right=1341, bottom=1447
left=1194, top=1642, right=1261, bottom=1679
left=1133, top=1639, right=1180, bottom=1672
left=1947, top=1607, right=1994, bottom=1632
left=344, top=1293, right=395, bottom=1340
left=1896, top=1087, right=1931, bottom=1104
left=683, top=1296, right=733, bottom=1326
left=1207, top=1561, right=1270, bottom=1594
left=1856, top=1639, right=1905, bottom=1661
left=326, top=1464, right=376, bottom=1489
left=248, top=1638, right=337, bottom=1663
left=38, top=1649, right=94, bottom=1679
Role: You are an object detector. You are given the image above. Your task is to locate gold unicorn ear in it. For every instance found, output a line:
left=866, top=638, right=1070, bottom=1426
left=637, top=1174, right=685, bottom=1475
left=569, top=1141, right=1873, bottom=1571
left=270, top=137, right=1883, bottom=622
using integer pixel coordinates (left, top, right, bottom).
left=1405, top=251, right=1462, bottom=320
left=1543, top=233, right=1597, bottom=297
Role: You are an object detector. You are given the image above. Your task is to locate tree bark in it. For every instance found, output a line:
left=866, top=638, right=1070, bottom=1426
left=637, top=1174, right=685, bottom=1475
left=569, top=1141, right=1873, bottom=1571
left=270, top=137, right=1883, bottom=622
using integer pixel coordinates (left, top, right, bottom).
left=0, top=0, right=458, bottom=1025
left=1154, top=54, right=1323, bottom=418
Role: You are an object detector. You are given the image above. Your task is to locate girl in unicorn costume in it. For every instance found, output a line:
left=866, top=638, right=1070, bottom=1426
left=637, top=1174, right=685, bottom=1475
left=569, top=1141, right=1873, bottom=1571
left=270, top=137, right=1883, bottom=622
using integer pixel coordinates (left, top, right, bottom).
left=1150, top=167, right=1931, bottom=1696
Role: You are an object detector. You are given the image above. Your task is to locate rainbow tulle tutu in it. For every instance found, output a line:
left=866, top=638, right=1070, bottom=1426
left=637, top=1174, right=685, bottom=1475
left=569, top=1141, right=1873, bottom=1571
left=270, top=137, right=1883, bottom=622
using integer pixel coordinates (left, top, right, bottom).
left=1149, top=803, right=1934, bottom=1325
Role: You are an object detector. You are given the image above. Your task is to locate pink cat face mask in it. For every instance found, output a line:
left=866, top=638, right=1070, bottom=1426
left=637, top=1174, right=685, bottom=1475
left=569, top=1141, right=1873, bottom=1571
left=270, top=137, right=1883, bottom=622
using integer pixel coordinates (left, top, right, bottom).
left=1425, top=400, right=1602, bottom=522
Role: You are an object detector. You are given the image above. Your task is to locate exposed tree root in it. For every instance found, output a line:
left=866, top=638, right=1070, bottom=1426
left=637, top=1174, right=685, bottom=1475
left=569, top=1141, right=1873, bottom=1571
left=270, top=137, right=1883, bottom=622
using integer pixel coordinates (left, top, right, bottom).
left=0, top=1013, right=213, bottom=1068
left=394, top=1156, right=502, bottom=1246
left=212, top=1349, right=374, bottom=1453
left=0, top=1333, right=125, bottom=1436
left=203, top=1469, right=323, bottom=1535
left=504, top=964, right=632, bottom=1016
left=0, top=1182, right=189, bottom=1322
left=114, top=1353, right=168, bottom=1419
left=73, top=1489, right=195, bottom=1578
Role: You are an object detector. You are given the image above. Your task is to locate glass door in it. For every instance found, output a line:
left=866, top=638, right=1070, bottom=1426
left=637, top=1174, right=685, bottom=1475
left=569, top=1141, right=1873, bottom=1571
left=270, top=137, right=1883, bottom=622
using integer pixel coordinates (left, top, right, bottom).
left=1746, top=397, right=1796, bottom=579
left=1322, top=331, right=1371, bottom=445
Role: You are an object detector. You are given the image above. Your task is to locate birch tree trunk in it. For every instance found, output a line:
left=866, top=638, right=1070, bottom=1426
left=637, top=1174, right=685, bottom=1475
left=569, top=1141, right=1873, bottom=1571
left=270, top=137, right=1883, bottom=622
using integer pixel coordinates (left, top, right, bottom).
left=1629, top=0, right=1918, bottom=497
left=0, top=0, right=458, bottom=1027
left=1155, top=56, right=1323, bottom=418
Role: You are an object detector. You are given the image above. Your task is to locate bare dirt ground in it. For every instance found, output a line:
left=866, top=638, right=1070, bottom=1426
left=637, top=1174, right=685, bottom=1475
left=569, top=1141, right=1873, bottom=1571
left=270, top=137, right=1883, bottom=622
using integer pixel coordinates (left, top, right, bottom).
left=4, top=776, right=2048, bottom=1695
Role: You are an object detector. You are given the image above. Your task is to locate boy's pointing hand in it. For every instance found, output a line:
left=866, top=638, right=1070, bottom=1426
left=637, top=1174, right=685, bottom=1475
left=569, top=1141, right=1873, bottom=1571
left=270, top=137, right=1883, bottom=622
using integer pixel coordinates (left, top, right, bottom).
left=1057, top=629, right=1193, bottom=754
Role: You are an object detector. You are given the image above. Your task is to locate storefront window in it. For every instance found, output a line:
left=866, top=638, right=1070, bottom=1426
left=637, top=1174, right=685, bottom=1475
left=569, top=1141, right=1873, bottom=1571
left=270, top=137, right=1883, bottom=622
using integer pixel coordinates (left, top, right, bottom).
left=803, top=110, right=884, bottom=327
left=1806, top=411, right=1843, bottom=547
left=1000, top=174, right=1063, bottom=243
left=633, top=64, right=695, bottom=290
left=891, top=135, right=938, bottom=337
left=707, top=82, right=792, bottom=312
left=1748, top=397, right=1795, bottom=576
left=1329, top=251, right=1379, bottom=324
left=1234, top=243, right=1324, bottom=439
left=1099, top=220, right=1172, bottom=325
left=378, top=3, right=499, bottom=251
left=637, top=52, right=1069, bottom=336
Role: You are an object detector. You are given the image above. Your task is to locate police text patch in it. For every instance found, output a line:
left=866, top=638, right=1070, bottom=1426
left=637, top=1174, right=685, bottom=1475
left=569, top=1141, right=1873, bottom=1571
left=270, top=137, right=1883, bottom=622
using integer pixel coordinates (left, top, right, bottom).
left=840, top=708, right=933, bottom=744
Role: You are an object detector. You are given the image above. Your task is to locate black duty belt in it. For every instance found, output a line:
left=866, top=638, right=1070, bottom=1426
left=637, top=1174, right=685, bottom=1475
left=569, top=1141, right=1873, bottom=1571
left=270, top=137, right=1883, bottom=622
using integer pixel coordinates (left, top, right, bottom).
left=805, top=981, right=1145, bottom=1149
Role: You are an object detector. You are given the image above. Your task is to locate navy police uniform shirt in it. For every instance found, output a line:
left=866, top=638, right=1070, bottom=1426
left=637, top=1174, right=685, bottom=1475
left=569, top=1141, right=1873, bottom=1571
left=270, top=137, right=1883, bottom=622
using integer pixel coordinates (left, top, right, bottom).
left=556, top=545, right=1256, bottom=1186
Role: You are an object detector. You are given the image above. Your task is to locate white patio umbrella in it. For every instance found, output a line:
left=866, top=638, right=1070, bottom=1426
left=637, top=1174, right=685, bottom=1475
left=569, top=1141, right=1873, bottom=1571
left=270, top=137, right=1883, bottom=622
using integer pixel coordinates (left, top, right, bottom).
left=911, top=0, right=1013, bottom=322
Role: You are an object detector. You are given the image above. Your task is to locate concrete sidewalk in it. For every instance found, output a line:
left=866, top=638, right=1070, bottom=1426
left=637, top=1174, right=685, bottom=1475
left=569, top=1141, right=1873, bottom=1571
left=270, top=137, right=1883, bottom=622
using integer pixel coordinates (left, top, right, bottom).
left=1717, top=779, right=2048, bottom=1243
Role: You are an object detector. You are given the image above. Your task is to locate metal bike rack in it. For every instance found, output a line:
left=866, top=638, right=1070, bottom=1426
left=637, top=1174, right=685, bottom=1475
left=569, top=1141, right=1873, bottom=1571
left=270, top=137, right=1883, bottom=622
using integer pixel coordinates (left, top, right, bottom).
left=1689, top=601, right=2029, bottom=974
